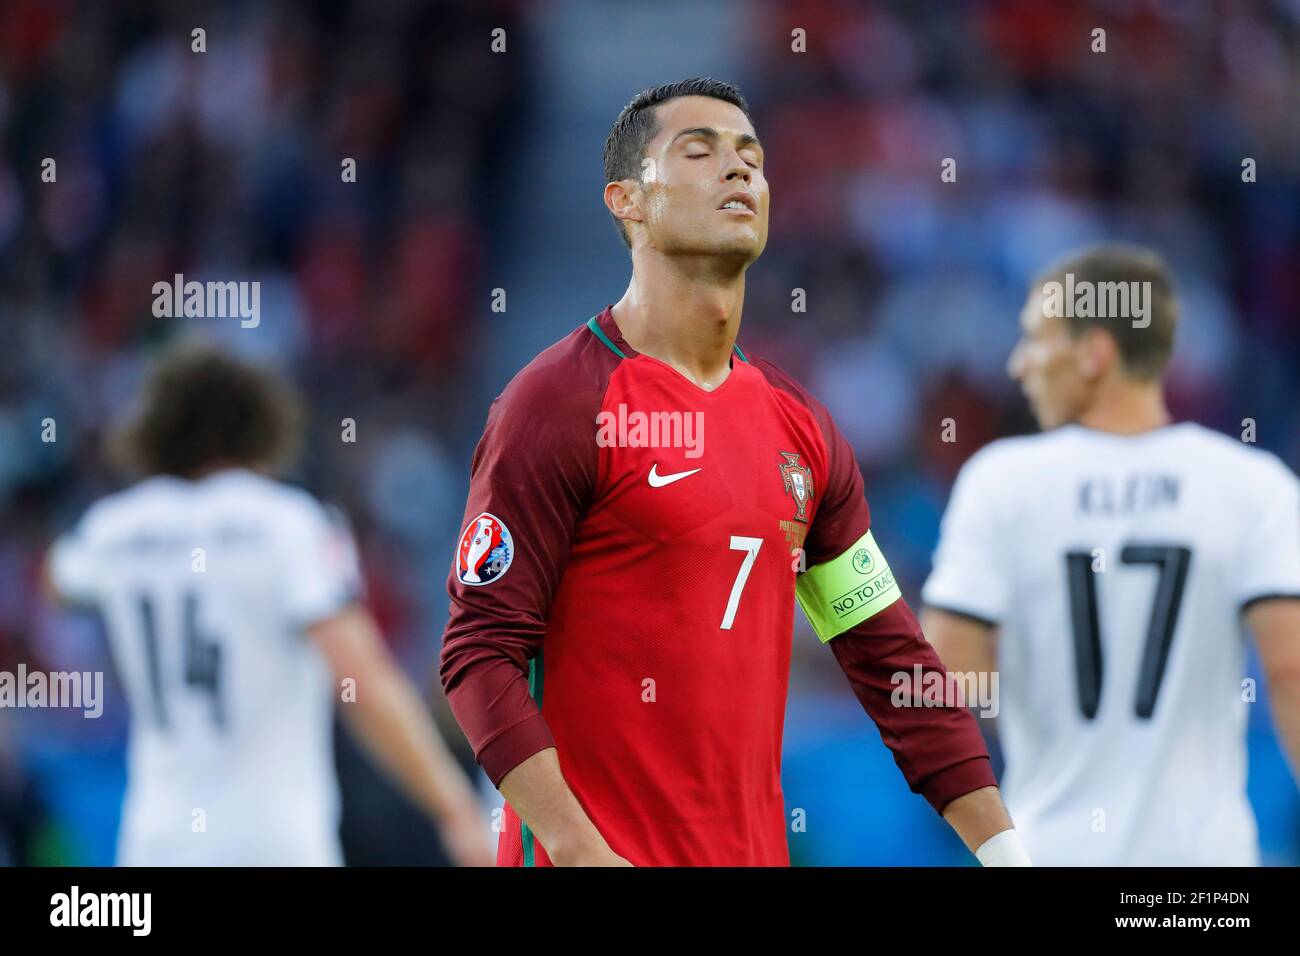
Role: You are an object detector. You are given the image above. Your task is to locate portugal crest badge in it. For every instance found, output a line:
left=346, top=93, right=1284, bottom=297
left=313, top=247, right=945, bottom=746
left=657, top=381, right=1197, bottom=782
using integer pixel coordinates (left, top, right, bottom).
left=778, top=451, right=814, bottom=523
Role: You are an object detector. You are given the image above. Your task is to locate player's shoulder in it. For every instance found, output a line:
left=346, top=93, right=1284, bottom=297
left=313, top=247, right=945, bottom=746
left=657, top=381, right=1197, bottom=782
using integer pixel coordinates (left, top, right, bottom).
left=227, top=472, right=340, bottom=532
left=747, top=353, right=839, bottom=447
left=1171, top=422, right=1299, bottom=492
left=954, top=432, right=1060, bottom=487
left=749, top=353, right=821, bottom=410
left=164, top=469, right=343, bottom=542
left=70, top=475, right=188, bottom=542
left=503, top=315, right=623, bottom=402
left=485, top=313, right=627, bottom=445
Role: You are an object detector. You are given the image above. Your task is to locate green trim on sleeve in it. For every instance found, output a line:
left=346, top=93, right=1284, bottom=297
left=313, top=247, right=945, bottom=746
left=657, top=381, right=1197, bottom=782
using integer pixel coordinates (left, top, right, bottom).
left=796, top=530, right=902, bottom=643
left=520, top=651, right=544, bottom=867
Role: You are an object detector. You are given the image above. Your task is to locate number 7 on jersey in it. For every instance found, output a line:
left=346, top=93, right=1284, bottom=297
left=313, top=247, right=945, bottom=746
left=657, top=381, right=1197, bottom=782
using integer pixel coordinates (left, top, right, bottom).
left=721, top=535, right=763, bottom=630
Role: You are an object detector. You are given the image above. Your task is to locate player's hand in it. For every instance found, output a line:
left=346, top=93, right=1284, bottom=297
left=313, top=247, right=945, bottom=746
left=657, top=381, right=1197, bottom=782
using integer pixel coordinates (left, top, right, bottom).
left=440, top=810, right=497, bottom=867
left=549, top=840, right=634, bottom=866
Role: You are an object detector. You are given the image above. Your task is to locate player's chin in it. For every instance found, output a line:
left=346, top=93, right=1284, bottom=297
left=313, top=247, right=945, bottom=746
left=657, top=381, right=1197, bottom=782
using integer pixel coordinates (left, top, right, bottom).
left=705, top=232, right=765, bottom=263
left=1034, top=404, right=1068, bottom=431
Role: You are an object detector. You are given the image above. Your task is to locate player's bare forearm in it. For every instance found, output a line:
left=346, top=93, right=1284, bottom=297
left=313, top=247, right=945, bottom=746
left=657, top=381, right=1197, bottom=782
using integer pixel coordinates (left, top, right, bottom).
left=1249, top=599, right=1300, bottom=785
left=1267, top=679, right=1300, bottom=784
left=920, top=607, right=1001, bottom=738
left=311, top=606, right=494, bottom=865
left=498, top=748, right=631, bottom=866
left=920, top=607, right=997, bottom=678
left=941, top=785, right=1016, bottom=855
left=344, top=654, right=484, bottom=830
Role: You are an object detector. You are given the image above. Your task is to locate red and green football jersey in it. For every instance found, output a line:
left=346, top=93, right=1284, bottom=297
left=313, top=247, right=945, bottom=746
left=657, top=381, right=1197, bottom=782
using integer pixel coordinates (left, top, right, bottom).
left=441, top=306, right=993, bottom=866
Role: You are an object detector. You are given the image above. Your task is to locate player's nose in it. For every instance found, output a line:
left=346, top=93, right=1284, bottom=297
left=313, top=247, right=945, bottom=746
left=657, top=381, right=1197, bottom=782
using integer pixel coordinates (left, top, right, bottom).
left=722, top=155, right=751, bottom=185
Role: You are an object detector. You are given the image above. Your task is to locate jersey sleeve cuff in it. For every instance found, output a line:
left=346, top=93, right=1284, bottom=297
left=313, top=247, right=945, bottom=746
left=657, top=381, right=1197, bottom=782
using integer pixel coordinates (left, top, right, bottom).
left=1240, top=592, right=1300, bottom=614
left=918, top=755, right=997, bottom=815
left=476, top=712, right=557, bottom=787
left=920, top=579, right=1006, bottom=628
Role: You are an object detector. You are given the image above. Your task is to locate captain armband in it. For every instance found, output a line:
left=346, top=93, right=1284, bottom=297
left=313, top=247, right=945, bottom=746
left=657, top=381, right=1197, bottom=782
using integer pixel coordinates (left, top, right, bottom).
left=795, top=529, right=902, bottom=643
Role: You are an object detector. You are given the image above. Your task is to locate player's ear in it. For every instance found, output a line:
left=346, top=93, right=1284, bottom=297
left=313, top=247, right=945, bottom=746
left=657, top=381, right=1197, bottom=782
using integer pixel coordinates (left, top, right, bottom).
left=604, top=178, right=643, bottom=230
left=1078, top=327, right=1114, bottom=380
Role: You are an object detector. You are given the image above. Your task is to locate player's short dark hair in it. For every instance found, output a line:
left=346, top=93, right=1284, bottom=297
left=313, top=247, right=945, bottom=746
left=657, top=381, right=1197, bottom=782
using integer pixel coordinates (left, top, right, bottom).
left=111, top=343, right=302, bottom=479
left=1033, top=242, right=1179, bottom=381
left=603, top=77, right=753, bottom=250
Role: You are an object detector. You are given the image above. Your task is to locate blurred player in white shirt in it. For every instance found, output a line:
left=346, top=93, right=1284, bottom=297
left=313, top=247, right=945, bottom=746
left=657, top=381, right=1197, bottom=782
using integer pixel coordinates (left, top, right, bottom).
left=922, top=244, right=1300, bottom=866
left=44, top=345, right=493, bottom=867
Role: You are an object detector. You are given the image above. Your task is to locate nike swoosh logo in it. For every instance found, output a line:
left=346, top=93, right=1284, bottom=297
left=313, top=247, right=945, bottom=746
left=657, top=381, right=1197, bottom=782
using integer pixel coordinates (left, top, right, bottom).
left=648, top=464, right=702, bottom=488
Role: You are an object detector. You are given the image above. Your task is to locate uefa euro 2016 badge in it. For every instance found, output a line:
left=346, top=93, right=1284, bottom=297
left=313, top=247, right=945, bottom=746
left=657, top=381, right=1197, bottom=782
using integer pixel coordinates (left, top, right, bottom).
left=778, top=451, right=814, bottom=523
left=456, top=512, right=514, bottom=586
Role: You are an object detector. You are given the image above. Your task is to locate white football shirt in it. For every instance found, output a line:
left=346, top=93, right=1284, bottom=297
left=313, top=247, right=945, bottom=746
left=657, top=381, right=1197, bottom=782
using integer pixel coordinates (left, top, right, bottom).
left=922, top=423, right=1300, bottom=865
left=50, top=469, right=362, bottom=866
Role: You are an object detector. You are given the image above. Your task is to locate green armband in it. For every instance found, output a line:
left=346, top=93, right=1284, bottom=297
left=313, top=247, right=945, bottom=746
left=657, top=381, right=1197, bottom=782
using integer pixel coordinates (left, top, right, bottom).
left=796, top=530, right=902, bottom=643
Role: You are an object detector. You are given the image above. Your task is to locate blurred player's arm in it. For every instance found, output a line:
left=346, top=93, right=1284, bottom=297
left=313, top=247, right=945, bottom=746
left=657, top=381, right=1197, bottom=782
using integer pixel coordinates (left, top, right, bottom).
left=441, top=349, right=627, bottom=866
left=39, top=553, right=62, bottom=603
left=1248, top=598, right=1300, bottom=785
left=919, top=608, right=997, bottom=680
left=310, top=605, right=493, bottom=867
left=919, top=609, right=1001, bottom=755
left=1239, top=460, right=1300, bottom=787
left=920, top=445, right=1013, bottom=726
left=42, top=520, right=101, bottom=608
left=284, top=499, right=491, bottom=866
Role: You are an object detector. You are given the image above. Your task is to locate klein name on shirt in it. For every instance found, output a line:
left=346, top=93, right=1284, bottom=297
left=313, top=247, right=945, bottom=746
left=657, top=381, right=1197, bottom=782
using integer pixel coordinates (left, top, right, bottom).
left=1077, top=473, right=1181, bottom=516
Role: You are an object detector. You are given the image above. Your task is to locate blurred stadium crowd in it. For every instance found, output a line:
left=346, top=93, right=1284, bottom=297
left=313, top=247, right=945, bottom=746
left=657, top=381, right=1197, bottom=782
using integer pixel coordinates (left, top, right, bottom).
left=1, top=0, right=1297, bottom=864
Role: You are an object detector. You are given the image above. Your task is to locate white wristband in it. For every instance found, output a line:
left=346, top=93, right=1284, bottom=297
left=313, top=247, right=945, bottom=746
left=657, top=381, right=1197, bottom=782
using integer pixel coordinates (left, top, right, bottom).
left=974, top=829, right=1033, bottom=867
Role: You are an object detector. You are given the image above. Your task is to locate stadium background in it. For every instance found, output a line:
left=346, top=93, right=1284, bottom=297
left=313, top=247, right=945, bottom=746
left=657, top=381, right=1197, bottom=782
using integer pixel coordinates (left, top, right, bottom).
left=1, top=0, right=1297, bottom=865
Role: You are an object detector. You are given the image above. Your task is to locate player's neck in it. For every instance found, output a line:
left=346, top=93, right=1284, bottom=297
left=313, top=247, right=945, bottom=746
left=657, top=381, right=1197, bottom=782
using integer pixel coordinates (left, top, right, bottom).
left=1076, top=379, right=1171, bottom=435
left=182, top=460, right=255, bottom=481
left=611, top=258, right=744, bottom=391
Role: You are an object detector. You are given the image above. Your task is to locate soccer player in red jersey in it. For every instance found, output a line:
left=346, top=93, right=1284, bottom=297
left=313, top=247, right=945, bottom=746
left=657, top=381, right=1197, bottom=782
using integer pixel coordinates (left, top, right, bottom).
left=441, top=78, right=1028, bottom=866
